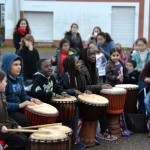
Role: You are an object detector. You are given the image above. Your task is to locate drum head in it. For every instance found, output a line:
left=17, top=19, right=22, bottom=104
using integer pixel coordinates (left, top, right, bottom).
left=30, top=130, right=68, bottom=143
left=115, top=84, right=139, bottom=90
left=51, top=96, right=77, bottom=103
left=78, top=94, right=109, bottom=106
left=27, top=103, right=58, bottom=115
left=39, top=125, right=72, bottom=135
left=100, top=87, right=126, bottom=95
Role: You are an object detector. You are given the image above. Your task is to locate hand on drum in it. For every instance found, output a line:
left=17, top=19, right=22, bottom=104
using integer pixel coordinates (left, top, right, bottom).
left=19, top=100, right=36, bottom=108
left=55, top=94, right=66, bottom=99
left=75, top=90, right=83, bottom=95
left=31, top=98, right=42, bottom=105
left=102, top=84, right=112, bottom=89
left=17, top=125, right=22, bottom=129
left=62, top=93, right=70, bottom=98
left=84, top=90, right=92, bottom=94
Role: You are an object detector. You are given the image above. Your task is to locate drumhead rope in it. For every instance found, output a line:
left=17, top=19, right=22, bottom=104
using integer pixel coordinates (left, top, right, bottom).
left=100, top=87, right=127, bottom=95
left=115, top=84, right=139, bottom=90
left=51, top=96, right=77, bottom=104
left=78, top=94, right=109, bottom=106
left=30, top=131, right=68, bottom=143
left=26, top=103, right=59, bottom=117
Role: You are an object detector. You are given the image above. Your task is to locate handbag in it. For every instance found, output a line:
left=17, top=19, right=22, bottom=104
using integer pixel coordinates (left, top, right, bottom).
left=125, top=113, right=148, bottom=133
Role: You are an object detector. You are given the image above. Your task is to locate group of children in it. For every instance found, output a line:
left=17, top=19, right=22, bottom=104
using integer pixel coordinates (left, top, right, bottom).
left=0, top=19, right=150, bottom=150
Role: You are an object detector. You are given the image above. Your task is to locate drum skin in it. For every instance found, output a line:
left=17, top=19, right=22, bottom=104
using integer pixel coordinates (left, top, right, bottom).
left=24, top=103, right=59, bottom=126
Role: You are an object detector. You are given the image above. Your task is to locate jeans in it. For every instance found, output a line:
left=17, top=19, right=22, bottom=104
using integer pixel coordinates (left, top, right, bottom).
left=144, top=91, right=150, bottom=119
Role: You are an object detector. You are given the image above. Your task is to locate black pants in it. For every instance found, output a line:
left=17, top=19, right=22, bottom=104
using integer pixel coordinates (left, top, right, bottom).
left=5, top=133, right=29, bottom=150
left=99, top=114, right=107, bottom=133
left=9, top=111, right=30, bottom=127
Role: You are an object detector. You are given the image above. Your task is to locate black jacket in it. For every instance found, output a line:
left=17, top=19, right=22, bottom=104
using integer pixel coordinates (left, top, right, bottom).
left=13, top=31, right=29, bottom=52
left=31, top=72, right=65, bottom=103
left=18, top=46, right=40, bottom=80
left=64, top=31, right=83, bottom=56
left=0, top=93, right=18, bottom=139
left=106, top=60, right=129, bottom=86
left=59, top=71, right=87, bottom=96
left=128, top=70, right=139, bottom=85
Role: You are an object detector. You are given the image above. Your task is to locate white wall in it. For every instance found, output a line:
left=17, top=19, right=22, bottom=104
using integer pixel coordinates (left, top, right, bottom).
left=0, top=0, right=5, bottom=4
left=5, top=0, right=140, bottom=46
left=143, top=0, right=150, bottom=39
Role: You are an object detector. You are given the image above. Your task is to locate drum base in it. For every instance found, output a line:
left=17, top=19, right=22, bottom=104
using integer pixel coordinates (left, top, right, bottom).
left=79, top=120, right=96, bottom=147
left=106, top=115, right=122, bottom=139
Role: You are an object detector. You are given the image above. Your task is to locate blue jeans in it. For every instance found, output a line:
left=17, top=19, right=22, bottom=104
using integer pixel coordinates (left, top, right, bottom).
left=144, top=91, right=150, bottom=119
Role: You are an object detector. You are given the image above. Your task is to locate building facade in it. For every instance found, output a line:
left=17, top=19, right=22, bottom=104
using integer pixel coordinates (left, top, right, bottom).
left=5, top=0, right=150, bottom=47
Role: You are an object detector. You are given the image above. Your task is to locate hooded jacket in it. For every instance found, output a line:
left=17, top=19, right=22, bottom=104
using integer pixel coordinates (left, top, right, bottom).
left=1, top=53, right=31, bottom=112
left=0, top=93, right=18, bottom=139
left=31, top=72, right=66, bottom=103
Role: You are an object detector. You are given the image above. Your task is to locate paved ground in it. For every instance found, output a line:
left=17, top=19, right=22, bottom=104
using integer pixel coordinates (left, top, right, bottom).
left=1, top=50, right=149, bottom=150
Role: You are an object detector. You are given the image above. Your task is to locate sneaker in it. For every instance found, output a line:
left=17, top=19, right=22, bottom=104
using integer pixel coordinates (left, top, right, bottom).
left=95, top=134, right=101, bottom=145
left=74, top=137, right=86, bottom=150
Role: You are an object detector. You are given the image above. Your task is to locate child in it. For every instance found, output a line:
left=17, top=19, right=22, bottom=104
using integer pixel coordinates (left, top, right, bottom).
left=127, top=42, right=138, bottom=61
left=106, top=48, right=129, bottom=87
left=115, top=43, right=127, bottom=61
left=59, top=56, right=89, bottom=149
left=132, top=37, right=150, bottom=73
left=31, top=59, right=68, bottom=103
left=97, top=32, right=115, bottom=60
left=126, top=60, right=139, bottom=85
left=80, top=48, right=117, bottom=142
left=0, top=70, right=29, bottom=150
left=18, top=34, right=40, bottom=84
left=1, top=52, right=41, bottom=127
left=96, top=49, right=107, bottom=84
left=51, top=39, right=77, bottom=79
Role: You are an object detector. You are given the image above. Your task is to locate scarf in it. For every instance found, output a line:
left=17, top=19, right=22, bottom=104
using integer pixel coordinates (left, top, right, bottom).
left=18, top=27, right=26, bottom=36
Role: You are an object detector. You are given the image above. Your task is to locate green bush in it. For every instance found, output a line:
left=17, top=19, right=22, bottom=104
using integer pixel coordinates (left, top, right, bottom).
left=0, top=25, right=5, bottom=41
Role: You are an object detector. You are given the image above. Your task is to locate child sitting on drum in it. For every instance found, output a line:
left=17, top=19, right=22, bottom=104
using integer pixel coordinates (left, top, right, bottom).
left=51, top=38, right=77, bottom=79
left=126, top=60, right=139, bottom=85
left=80, top=48, right=117, bottom=141
left=0, top=70, right=29, bottom=150
left=31, top=59, right=69, bottom=103
left=1, top=53, right=41, bottom=127
left=105, top=48, right=129, bottom=87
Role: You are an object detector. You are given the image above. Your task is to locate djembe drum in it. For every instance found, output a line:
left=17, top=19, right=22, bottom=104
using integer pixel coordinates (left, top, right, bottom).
left=24, top=103, right=59, bottom=126
left=100, top=87, right=127, bottom=138
left=40, top=125, right=72, bottom=150
left=115, top=84, right=139, bottom=113
left=78, top=94, right=108, bottom=147
left=51, top=96, right=77, bottom=126
left=30, top=130, right=69, bottom=150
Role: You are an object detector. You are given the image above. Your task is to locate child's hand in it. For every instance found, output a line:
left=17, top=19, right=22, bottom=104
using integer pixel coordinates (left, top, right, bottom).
left=17, top=125, right=22, bottom=129
left=84, top=90, right=92, bottom=94
left=51, top=57, right=56, bottom=62
left=117, top=74, right=122, bottom=80
left=55, top=94, right=65, bottom=99
left=31, top=98, right=42, bottom=105
left=1, top=126, right=8, bottom=133
left=102, top=84, right=112, bottom=89
left=75, top=90, right=83, bottom=95
left=19, top=100, right=35, bottom=108
left=62, top=94, right=70, bottom=98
